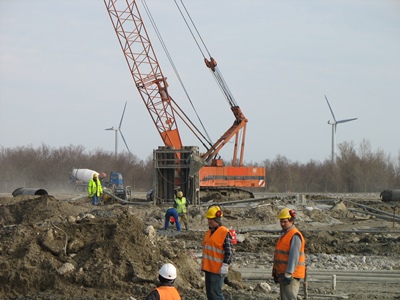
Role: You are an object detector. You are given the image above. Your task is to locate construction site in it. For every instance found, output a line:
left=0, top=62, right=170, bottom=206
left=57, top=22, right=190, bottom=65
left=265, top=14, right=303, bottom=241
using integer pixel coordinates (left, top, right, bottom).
left=0, top=191, right=399, bottom=299
left=1, top=1, right=399, bottom=299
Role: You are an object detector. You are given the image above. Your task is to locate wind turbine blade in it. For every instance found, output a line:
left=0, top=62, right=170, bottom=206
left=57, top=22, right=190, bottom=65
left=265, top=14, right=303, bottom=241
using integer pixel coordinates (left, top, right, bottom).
left=324, top=95, right=337, bottom=122
left=119, top=101, right=127, bottom=129
left=336, top=118, right=358, bottom=124
left=120, top=130, right=131, bottom=154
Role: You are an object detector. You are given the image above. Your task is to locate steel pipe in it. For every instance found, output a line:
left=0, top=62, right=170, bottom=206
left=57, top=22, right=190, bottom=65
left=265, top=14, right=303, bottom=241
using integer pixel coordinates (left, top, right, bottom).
left=344, top=199, right=400, bottom=219
left=237, top=268, right=400, bottom=283
left=12, top=187, right=48, bottom=197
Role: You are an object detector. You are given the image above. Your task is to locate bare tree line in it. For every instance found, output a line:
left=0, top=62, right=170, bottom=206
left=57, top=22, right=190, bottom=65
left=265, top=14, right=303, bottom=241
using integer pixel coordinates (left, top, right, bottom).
left=0, top=139, right=399, bottom=194
left=0, top=144, right=153, bottom=194
left=263, top=140, right=400, bottom=193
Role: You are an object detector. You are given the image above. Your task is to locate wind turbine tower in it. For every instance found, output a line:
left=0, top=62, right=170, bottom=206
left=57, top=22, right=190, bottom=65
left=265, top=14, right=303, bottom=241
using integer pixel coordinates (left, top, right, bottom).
left=324, top=95, right=358, bottom=163
left=105, top=101, right=131, bottom=157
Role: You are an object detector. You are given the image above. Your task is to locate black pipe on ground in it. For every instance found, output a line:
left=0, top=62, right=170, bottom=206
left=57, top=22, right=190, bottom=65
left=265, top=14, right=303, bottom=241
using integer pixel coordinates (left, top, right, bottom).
left=12, top=187, right=48, bottom=197
left=380, top=189, right=400, bottom=202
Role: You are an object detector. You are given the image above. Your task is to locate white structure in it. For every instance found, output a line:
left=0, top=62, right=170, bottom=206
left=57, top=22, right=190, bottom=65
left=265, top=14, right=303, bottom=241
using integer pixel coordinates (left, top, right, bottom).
left=70, top=168, right=99, bottom=183
left=105, top=101, right=131, bottom=156
left=324, top=95, right=357, bottom=163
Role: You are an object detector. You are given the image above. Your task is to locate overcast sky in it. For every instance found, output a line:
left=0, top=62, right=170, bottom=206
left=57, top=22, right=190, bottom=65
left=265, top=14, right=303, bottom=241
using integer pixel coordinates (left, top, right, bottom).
left=1, top=0, right=399, bottom=164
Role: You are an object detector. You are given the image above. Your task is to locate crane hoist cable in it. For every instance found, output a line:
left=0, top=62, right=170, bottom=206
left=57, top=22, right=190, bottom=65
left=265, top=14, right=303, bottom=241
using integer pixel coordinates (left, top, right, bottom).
left=141, top=0, right=214, bottom=146
left=173, top=0, right=211, bottom=59
left=174, top=0, right=239, bottom=108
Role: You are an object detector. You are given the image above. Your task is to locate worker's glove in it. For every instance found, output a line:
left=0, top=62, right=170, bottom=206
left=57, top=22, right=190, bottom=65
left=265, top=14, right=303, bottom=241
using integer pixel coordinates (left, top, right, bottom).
left=272, top=269, right=279, bottom=284
left=283, top=273, right=292, bottom=285
left=273, top=275, right=279, bottom=284
left=220, top=263, right=229, bottom=277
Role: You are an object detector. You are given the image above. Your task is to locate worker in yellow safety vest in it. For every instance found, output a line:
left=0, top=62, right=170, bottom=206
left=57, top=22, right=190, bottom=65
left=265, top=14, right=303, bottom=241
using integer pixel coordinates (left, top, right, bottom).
left=87, top=173, right=103, bottom=206
left=272, top=207, right=306, bottom=300
left=145, top=263, right=182, bottom=300
left=174, top=191, right=189, bottom=231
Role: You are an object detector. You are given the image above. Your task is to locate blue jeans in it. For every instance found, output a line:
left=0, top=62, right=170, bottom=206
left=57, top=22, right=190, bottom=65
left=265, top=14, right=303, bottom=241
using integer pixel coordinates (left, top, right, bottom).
left=205, top=271, right=224, bottom=300
left=92, top=194, right=99, bottom=205
left=164, top=208, right=181, bottom=231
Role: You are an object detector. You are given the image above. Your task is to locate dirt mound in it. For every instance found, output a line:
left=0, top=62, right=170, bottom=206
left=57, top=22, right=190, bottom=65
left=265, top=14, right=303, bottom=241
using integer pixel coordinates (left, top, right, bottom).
left=0, top=195, right=248, bottom=299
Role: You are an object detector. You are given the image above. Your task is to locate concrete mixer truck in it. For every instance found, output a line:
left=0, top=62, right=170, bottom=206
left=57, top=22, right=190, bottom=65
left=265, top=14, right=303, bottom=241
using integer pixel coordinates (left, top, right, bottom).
left=69, top=168, right=105, bottom=192
left=69, top=168, right=131, bottom=200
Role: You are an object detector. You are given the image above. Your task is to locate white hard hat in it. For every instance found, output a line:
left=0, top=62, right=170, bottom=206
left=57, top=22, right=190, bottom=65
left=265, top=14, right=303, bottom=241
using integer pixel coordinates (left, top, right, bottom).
left=159, top=263, right=177, bottom=280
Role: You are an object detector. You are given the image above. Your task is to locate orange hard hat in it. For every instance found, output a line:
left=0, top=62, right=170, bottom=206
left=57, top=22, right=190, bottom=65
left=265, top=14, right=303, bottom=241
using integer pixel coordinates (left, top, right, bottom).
left=169, top=216, right=175, bottom=224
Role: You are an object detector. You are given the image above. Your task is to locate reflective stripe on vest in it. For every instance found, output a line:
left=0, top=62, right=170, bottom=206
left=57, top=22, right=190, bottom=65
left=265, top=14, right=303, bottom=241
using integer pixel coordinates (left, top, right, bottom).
left=155, top=286, right=181, bottom=300
left=273, top=227, right=306, bottom=279
left=201, top=226, right=228, bottom=274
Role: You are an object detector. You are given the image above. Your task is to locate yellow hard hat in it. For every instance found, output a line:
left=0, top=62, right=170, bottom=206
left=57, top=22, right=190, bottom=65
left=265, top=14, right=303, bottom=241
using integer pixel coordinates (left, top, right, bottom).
left=93, top=173, right=98, bottom=178
left=205, top=205, right=223, bottom=219
left=177, top=191, right=183, bottom=198
left=278, top=208, right=295, bottom=220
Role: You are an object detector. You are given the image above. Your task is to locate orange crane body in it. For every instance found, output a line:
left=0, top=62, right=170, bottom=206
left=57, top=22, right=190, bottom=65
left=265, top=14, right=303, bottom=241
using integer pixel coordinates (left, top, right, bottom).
left=104, top=0, right=266, bottom=194
left=200, top=166, right=266, bottom=188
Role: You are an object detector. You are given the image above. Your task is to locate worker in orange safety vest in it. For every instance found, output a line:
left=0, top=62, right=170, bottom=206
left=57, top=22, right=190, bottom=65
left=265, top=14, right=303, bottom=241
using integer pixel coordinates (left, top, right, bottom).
left=272, top=207, right=306, bottom=300
left=145, top=263, right=182, bottom=300
left=201, top=205, right=233, bottom=300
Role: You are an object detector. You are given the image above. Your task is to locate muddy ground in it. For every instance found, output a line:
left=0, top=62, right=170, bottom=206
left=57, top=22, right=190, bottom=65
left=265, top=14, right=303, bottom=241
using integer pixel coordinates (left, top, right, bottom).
left=0, top=192, right=399, bottom=299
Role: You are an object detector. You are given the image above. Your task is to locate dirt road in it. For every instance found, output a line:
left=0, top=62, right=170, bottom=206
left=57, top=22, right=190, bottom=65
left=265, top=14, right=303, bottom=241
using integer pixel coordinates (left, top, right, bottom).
left=0, top=192, right=399, bottom=299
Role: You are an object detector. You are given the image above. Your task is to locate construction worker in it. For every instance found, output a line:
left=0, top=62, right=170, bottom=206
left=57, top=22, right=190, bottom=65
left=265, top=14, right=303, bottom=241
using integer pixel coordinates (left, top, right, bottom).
left=174, top=191, right=189, bottom=231
left=164, top=207, right=181, bottom=231
left=145, top=263, right=182, bottom=300
left=272, top=208, right=306, bottom=300
left=201, top=205, right=233, bottom=300
left=88, top=173, right=103, bottom=206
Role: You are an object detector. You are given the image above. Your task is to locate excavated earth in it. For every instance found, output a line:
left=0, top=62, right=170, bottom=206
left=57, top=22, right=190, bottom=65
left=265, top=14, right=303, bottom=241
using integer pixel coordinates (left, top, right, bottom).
left=0, top=192, right=399, bottom=300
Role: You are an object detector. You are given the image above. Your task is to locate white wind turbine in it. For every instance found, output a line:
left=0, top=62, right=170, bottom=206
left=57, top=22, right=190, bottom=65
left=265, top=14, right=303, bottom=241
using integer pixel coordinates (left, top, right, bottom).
left=325, top=95, right=358, bottom=163
left=105, top=101, right=131, bottom=156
